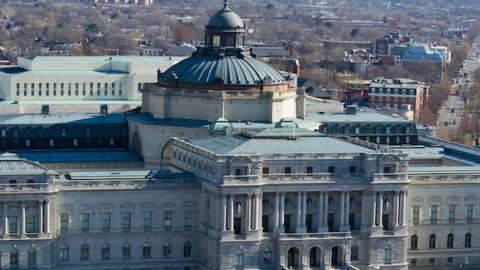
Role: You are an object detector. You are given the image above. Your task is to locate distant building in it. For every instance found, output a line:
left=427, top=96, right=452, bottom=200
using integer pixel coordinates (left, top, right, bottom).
left=0, top=56, right=184, bottom=102
left=94, top=0, right=154, bottom=5
left=368, top=78, right=429, bottom=121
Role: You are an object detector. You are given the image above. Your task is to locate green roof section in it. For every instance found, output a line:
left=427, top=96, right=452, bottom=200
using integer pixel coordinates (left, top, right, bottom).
left=408, top=166, right=480, bottom=174
left=186, top=128, right=377, bottom=155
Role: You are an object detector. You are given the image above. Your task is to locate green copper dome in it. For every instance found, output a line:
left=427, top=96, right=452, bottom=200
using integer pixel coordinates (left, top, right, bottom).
left=207, top=7, right=244, bottom=30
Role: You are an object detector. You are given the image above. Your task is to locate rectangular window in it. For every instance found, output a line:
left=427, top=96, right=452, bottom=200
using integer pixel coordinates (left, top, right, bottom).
left=430, top=205, right=438, bottom=224
left=16, top=83, right=20, bottom=96
left=143, top=212, right=152, bottom=232
left=262, top=167, right=269, bottom=175
left=138, top=83, right=142, bottom=91
left=164, top=211, right=173, bottom=231
left=8, top=216, right=17, bottom=234
left=303, top=166, right=313, bottom=177
left=75, top=83, right=79, bottom=95
left=111, top=82, right=115, bottom=95
left=328, top=166, right=335, bottom=173
left=447, top=257, right=453, bottom=264
left=38, top=83, right=42, bottom=96
left=101, top=212, right=111, bottom=232
left=60, top=83, right=64, bottom=95
left=53, top=83, right=57, bottom=96
left=143, top=244, right=151, bottom=259
left=97, top=83, right=101, bottom=95
left=60, top=213, right=69, bottom=233
left=349, top=166, right=356, bottom=173
left=90, top=83, right=93, bottom=95
left=284, top=167, right=291, bottom=175
left=466, top=204, right=473, bottom=223
left=101, top=246, right=110, bottom=260
left=412, top=205, right=420, bottom=225
left=448, top=205, right=456, bottom=224
left=23, top=83, right=27, bottom=96
left=234, top=254, right=244, bottom=266
left=122, top=245, right=131, bottom=260
left=82, top=83, right=86, bottom=95
left=410, top=258, right=417, bottom=266
left=119, top=82, right=123, bottom=95
left=80, top=213, right=89, bottom=233
left=122, top=212, right=131, bottom=232
left=104, top=83, right=108, bottom=95
left=26, top=215, right=35, bottom=233
left=184, top=210, right=193, bottom=231
left=68, top=83, right=72, bottom=95
left=31, top=83, right=35, bottom=96
left=429, top=257, right=435, bottom=264
left=46, top=83, right=49, bottom=96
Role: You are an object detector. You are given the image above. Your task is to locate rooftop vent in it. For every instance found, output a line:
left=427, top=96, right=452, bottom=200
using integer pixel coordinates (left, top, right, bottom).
left=41, top=105, right=49, bottom=115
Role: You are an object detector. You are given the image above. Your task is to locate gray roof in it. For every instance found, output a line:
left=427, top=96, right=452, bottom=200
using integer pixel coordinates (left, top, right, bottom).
left=187, top=128, right=376, bottom=155
left=0, top=153, right=47, bottom=174
left=408, top=166, right=480, bottom=174
left=160, top=53, right=286, bottom=86
left=0, top=113, right=125, bottom=125
left=16, top=150, right=142, bottom=163
left=306, top=111, right=410, bottom=124
left=390, top=146, right=444, bottom=159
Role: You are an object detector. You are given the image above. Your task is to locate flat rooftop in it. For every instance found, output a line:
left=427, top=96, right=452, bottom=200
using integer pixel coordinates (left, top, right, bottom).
left=306, top=111, right=411, bottom=123
left=0, top=113, right=125, bottom=125
left=15, top=150, right=142, bottom=164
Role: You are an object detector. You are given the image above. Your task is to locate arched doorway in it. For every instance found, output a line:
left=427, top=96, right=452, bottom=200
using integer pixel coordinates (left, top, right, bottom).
left=309, top=246, right=322, bottom=267
left=287, top=247, right=300, bottom=268
left=331, top=246, right=343, bottom=267
left=160, top=140, right=173, bottom=169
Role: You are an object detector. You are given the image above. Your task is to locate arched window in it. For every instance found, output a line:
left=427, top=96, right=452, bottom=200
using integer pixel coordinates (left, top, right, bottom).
left=411, top=235, right=418, bottom=250
left=28, top=248, right=36, bottom=267
left=163, top=242, right=172, bottom=257
left=143, top=242, right=151, bottom=259
left=10, top=249, right=19, bottom=268
left=429, top=234, right=436, bottom=249
left=307, top=198, right=313, bottom=210
left=184, top=241, right=192, bottom=258
left=101, top=244, right=110, bottom=260
left=447, top=234, right=454, bottom=249
left=80, top=244, right=89, bottom=261
left=59, top=245, right=69, bottom=261
left=465, top=233, right=472, bottom=248
left=351, top=245, right=359, bottom=261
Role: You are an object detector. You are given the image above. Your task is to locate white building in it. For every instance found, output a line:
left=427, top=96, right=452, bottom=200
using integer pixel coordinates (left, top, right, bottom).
left=0, top=56, right=184, bottom=102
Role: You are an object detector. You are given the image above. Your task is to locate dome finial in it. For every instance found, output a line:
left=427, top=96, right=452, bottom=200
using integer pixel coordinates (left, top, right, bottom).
left=223, top=0, right=229, bottom=10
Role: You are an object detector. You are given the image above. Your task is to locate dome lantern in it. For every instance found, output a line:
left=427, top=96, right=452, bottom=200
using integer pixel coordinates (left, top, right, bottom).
left=205, top=0, right=246, bottom=48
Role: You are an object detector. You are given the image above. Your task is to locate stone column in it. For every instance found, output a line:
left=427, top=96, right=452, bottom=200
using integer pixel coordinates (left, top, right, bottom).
left=345, top=192, right=350, bottom=230
left=296, top=192, right=302, bottom=231
left=39, top=201, right=43, bottom=234
left=256, top=193, right=262, bottom=231
left=222, top=195, right=227, bottom=231
left=229, top=194, right=234, bottom=231
left=4, top=202, right=8, bottom=235
left=274, top=193, right=280, bottom=228
left=323, top=192, right=329, bottom=227
left=21, top=201, right=26, bottom=235
left=401, top=191, right=407, bottom=226
left=245, top=194, right=251, bottom=231
left=45, top=200, right=50, bottom=234
left=317, top=192, right=324, bottom=232
left=393, top=191, right=399, bottom=227
left=340, top=191, right=345, bottom=228
left=279, top=193, right=285, bottom=228
left=301, top=192, right=307, bottom=227
left=378, top=192, right=383, bottom=228
left=372, top=192, right=377, bottom=227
